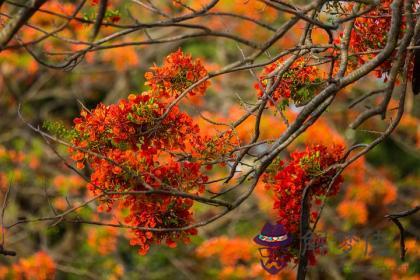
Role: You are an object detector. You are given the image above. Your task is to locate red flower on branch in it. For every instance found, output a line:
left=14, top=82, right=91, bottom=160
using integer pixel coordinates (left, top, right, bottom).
left=145, top=49, right=210, bottom=99
left=70, top=92, right=210, bottom=254
left=255, top=57, right=321, bottom=108
left=69, top=50, right=240, bottom=254
left=335, top=0, right=411, bottom=79
left=262, top=144, right=344, bottom=265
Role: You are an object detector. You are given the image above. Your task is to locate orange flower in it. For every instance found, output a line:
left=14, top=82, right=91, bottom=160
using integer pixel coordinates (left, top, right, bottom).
left=87, top=227, right=119, bottom=255
left=256, top=57, right=321, bottom=108
left=11, top=251, right=56, bottom=280
left=70, top=91, right=215, bottom=254
left=196, top=236, right=254, bottom=267
left=145, top=49, right=210, bottom=100
left=337, top=200, right=368, bottom=225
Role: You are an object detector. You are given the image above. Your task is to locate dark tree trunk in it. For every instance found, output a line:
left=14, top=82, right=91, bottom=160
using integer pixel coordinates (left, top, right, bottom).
left=297, top=185, right=311, bottom=280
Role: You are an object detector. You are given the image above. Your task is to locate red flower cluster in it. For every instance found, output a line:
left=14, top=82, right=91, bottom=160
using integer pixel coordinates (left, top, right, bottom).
left=145, top=49, right=210, bottom=99
left=255, top=57, right=320, bottom=108
left=71, top=93, right=209, bottom=254
left=336, top=0, right=407, bottom=79
left=69, top=50, right=222, bottom=254
left=199, top=130, right=239, bottom=164
left=262, top=144, right=344, bottom=264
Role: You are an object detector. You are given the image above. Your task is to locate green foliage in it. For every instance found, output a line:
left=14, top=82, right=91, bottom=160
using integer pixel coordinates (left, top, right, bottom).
left=42, top=120, right=77, bottom=142
left=293, top=78, right=322, bottom=106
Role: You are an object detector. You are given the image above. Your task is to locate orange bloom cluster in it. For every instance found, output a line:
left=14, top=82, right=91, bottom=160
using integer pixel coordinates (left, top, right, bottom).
left=262, top=144, right=344, bottom=265
left=196, top=236, right=254, bottom=267
left=255, top=57, right=321, bottom=108
left=398, top=114, right=420, bottom=148
left=336, top=0, right=408, bottom=78
left=71, top=93, right=208, bottom=254
left=70, top=50, right=238, bottom=255
left=0, top=251, right=56, bottom=280
left=264, top=144, right=344, bottom=233
left=337, top=177, right=397, bottom=225
left=199, top=130, right=239, bottom=163
left=0, top=145, right=43, bottom=191
left=348, top=178, right=397, bottom=205
left=52, top=174, right=85, bottom=195
left=170, top=1, right=278, bottom=41
left=145, top=49, right=210, bottom=99
left=87, top=226, right=119, bottom=255
left=196, top=236, right=296, bottom=279
left=337, top=200, right=368, bottom=225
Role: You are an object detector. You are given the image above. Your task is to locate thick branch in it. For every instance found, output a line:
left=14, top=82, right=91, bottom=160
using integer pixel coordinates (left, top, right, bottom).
left=0, top=0, right=47, bottom=50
